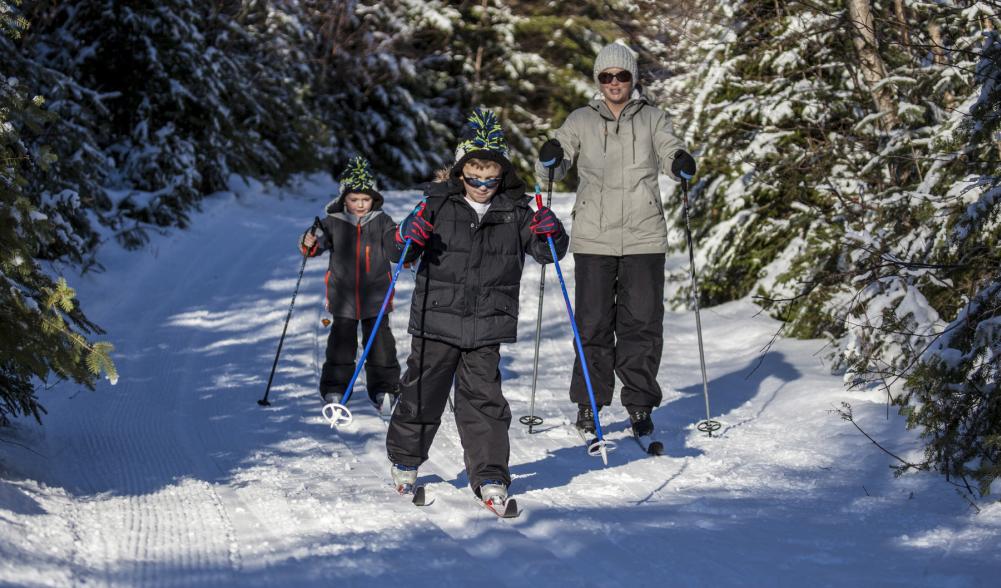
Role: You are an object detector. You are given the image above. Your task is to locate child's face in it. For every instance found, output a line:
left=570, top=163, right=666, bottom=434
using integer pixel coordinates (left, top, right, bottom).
left=344, top=192, right=373, bottom=216
left=461, top=163, right=502, bottom=204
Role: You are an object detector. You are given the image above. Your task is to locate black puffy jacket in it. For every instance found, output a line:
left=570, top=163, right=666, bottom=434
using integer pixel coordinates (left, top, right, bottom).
left=384, top=175, right=569, bottom=349
left=303, top=193, right=397, bottom=320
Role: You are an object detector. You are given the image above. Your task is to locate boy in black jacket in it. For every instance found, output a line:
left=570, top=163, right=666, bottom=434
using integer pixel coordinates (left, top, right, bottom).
left=384, top=110, right=569, bottom=508
left=301, top=157, right=400, bottom=409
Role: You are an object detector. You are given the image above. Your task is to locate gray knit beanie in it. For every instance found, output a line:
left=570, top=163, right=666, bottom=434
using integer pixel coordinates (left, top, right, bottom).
left=593, top=42, right=638, bottom=85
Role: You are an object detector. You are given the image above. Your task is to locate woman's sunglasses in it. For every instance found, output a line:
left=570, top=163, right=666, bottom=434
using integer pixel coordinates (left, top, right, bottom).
left=597, top=70, right=633, bottom=84
left=463, top=176, right=502, bottom=189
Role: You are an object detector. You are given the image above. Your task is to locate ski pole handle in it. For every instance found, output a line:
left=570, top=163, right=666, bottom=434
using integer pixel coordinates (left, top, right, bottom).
left=301, top=216, right=323, bottom=257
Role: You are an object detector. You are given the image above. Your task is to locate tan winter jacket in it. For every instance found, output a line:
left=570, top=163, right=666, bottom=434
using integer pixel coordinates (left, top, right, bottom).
left=536, top=95, right=686, bottom=256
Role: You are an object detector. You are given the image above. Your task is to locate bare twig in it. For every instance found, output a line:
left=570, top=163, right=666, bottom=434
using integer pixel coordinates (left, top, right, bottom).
left=833, top=402, right=926, bottom=470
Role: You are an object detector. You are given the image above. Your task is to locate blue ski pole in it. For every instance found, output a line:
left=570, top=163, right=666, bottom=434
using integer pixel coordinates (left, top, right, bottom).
left=534, top=186, right=613, bottom=465
left=322, top=201, right=426, bottom=427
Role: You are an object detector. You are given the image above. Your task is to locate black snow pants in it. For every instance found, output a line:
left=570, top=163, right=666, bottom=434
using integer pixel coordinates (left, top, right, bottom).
left=386, top=336, right=512, bottom=493
left=320, top=316, right=400, bottom=402
left=569, top=253, right=666, bottom=410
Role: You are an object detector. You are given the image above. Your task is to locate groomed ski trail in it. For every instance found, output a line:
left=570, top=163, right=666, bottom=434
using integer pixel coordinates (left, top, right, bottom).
left=1, top=173, right=999, bottom=587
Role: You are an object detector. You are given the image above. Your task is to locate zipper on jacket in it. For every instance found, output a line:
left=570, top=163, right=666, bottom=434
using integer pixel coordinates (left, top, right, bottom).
left=355, top=223, right=362, bottom=320
left=325, top=270, right=331, bottom=312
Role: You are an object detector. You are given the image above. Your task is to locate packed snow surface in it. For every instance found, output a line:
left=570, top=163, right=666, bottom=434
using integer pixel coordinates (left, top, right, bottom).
left=2, top=174, right=999, bottom=587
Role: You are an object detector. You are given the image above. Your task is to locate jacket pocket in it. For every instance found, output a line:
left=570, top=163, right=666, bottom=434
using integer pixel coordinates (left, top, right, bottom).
left=428, top=284, right=455, bottom=310
left=491, top=289, right=519, bottom=319
left=634, top=180, right=668, bottom=240
left=574, top=171, right=602, bottom=234
left=412, top=282, right=456, bottom=313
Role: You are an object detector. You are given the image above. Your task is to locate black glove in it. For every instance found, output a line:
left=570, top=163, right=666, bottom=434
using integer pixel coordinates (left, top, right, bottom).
left=538, top=139, right=564, bottom=169
left=671, top=150, right=696, bottom=181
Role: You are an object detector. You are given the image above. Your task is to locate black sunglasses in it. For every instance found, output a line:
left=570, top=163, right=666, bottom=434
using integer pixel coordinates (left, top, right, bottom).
left=597, top=70, right=633, bottom=84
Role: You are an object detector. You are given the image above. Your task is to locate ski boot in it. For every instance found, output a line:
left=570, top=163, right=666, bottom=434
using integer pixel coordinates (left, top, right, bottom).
left=322, top=391, right=343, bottom=406
left=575, top=404, right=600, bottom=434
left=391, top=464, right=418, bottom=494
left=478, top=480, right=519, bottom=517
left=370, top=388, right=399, bottom=417
left=628, top=407, right=654, bottom=437
left=478, top=480, right=508, bottom=505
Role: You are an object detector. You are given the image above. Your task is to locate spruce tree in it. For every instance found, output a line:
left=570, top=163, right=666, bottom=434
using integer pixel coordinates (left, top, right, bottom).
left=1, top=1, right=116, bottom=425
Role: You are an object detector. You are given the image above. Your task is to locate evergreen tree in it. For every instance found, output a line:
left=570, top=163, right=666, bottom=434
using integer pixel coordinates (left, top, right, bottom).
left=1, top=1, right=116, bottom=425
left=668, top=0, right=1000, bottom=495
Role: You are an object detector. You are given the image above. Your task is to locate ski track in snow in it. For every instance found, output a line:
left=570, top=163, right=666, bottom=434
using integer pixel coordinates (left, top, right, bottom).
left=2, top=173, right=1000, bottom=587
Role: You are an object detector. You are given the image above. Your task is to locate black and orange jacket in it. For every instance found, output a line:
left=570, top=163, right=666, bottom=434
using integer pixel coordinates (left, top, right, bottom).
left=301, top=191, right=396, bottom=320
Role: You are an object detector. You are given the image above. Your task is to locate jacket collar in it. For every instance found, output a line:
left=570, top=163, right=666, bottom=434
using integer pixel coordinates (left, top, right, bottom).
left=588, top=91, right=649, bottom=121
left=329, top=209, right=383, bottom=227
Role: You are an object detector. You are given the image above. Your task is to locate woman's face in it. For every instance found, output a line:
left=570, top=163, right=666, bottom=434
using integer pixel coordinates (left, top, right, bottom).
left=598, top=67, right=633, bottom=105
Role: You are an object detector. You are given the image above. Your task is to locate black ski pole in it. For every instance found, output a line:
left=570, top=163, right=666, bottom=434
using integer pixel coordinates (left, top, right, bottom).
left=520, top=173, right=554, bottom=434
left=680, top=180, right=721, bottom=436
left=259, top=217, right=322, bottom=407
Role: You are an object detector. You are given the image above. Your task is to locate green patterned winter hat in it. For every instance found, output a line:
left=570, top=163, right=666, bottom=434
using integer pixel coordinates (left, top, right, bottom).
left=338, top=156, right=379, bottom=197
left=451, top=108, right=513, bottom=176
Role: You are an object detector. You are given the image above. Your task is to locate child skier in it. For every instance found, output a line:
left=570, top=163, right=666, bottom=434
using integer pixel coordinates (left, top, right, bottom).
left=383, top=109, right=569, bottom=511
left=300, top=157, right=401, bottom=411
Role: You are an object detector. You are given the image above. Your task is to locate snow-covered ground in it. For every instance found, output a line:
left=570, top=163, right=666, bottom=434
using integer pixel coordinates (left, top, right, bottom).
left=2, top=174, right=999, bottom=587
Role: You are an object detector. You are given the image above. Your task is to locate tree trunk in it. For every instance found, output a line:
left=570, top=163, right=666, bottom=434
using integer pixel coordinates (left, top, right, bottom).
left=928, top=20, right=956, bottom=110
left=472, top=0, right=489, bottom=106
left=847, top=0, right=900, bottom=130
left=894, top=0, right=911, bottom=50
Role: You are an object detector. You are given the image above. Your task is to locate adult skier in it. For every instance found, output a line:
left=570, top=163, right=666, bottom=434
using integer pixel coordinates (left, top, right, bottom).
left=535, top=42, right=697, bottom=439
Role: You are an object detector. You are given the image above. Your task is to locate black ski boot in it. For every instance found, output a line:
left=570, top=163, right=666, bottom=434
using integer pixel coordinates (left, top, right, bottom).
left=628, top=407, right=654, bottom=437
left=576, top=404, right=600, bottom=434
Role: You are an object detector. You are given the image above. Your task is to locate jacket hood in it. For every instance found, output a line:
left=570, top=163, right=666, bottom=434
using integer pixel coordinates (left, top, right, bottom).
left=325, top=188, right=385, bottom=215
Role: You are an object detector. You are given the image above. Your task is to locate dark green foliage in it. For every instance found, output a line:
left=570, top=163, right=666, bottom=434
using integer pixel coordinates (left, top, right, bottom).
left=2, top=4, right=117, bottom=424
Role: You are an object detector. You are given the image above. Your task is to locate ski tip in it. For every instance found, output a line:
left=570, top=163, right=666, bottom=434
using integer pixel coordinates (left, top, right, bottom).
left=412, top=486, right=427, bottom=506
left=647, top=441, right=664, bottom=456
left=502, top=499, right=520, bottom=518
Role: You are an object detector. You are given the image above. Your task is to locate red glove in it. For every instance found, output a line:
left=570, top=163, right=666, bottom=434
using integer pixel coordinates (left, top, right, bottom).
left=530, top=206, right=562, bottom=238
left=396, top=214, right=434, bottom=247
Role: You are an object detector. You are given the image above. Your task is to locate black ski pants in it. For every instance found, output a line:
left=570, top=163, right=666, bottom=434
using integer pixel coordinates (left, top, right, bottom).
left=320, top=316, right=400, bottom=402
left=570, top=253, right=665, bottom=410
left=386, top=336, right=511, bottom=492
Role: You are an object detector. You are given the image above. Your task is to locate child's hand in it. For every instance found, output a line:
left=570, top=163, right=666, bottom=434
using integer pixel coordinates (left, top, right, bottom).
left=530, top=206, right=563, bottom=238
left=396, top=215, right=434, bottom=247
left=302, top=232, right=317, bottom=249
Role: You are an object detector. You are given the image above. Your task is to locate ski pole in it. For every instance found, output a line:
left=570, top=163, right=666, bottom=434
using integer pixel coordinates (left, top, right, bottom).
left=535, top=186, right=613, bottom=465
left=322, top=201, right=426, bottom=427
left=519, top=182, right=553, bottom=433
left=680, top=179, right=721, bottom=437
left=259, top=217, right=323, bottom=407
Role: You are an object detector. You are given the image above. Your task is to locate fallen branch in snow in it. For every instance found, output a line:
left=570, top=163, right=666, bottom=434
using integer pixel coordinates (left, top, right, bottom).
left=0, top=437, right=45, bottom=458
left=833, top=402, right=927, bottom=472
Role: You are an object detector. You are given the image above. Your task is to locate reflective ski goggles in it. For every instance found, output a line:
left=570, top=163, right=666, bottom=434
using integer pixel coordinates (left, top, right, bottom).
left=462, top=176, right=502, bottom=189
left=597, top=70, right=633, bottom=84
